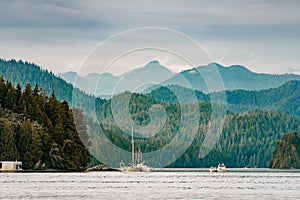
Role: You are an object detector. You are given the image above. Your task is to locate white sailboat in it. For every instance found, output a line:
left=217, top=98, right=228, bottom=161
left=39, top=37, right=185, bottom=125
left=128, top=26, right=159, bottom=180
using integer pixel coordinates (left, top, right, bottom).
left=120, top=127, right=155, bottom=172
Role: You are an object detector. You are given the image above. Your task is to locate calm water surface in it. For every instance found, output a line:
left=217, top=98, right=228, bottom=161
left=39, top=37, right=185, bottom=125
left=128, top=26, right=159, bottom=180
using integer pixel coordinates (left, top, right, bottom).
left=1, top=169, right=299, bottom=199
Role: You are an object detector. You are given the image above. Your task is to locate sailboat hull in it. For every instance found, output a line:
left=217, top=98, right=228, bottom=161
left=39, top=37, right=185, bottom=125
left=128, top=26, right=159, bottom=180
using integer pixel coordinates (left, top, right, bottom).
left=121, top=164, right=155, bottom=172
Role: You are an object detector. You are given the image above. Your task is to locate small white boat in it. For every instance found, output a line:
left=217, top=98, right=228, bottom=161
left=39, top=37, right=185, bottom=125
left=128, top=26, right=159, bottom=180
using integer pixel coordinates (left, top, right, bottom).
left=208, top=167, right=218, bottom=172
left=120, top=127, right=155, bottom=172
left=209, top=163, right=227, bottom=172
left=217, top=163, right=227, bottom=172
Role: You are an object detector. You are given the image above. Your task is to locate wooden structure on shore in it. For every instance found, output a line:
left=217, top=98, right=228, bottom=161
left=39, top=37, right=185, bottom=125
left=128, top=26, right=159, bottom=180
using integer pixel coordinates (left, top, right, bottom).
left=0, top=161, right=23, bottom=172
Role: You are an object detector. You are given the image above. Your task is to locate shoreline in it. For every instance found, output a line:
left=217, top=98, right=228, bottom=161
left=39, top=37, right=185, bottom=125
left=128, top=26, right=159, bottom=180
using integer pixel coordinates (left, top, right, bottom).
left=2, top=167, right=299, bottom=173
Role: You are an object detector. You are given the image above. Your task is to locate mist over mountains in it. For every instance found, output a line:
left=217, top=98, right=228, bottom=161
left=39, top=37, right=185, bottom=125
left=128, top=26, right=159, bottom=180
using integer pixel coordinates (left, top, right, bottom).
left=2, top=58, right=300, bottom=117
left=58, top=61, right=300, bottom=98
left=58, top=60, right=175, bottom=98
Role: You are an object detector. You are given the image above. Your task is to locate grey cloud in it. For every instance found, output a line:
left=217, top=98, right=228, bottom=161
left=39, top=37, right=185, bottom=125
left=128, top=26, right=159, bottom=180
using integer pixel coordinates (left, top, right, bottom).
left=0, top=0, right=106, bottom=30
left=2, top=0, right=300, bottom=36
left=288, top=67, right=300, bottom=73
left=0, top=0, right=299, bottom=74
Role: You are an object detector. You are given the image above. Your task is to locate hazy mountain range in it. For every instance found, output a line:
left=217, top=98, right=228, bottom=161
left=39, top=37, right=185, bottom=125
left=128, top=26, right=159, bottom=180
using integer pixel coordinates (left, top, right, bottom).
left=1, top=58, right=299, bottom=168
left=58, top=61, right=300, bottom=98
left=57, top=60, right=175, bottom=98
left=1, top=58, right=300, bottom=117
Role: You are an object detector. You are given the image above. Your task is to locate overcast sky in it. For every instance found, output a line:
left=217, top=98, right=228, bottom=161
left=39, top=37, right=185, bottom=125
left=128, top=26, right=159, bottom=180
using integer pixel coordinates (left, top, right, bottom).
left=0, top=0, right=300, bottom=75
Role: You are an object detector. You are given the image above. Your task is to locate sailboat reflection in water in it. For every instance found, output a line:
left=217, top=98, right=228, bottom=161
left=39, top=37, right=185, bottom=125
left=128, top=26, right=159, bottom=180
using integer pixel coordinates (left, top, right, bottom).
left=120, top=127, right=155, bottom=172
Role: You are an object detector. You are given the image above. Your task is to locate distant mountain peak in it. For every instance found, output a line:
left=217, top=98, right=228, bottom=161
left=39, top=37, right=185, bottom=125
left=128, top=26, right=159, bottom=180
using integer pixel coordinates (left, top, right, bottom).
left=228, top=64, right=251, bottom=72
left=210, top=62, right=223, bottom=67
left=147, top=60, right=160, bottom=65
left=140, top=60, right=173, bottom=74
left=56, top=61, right=300, bottom=96
left=203, top=62, right=250, bottom=71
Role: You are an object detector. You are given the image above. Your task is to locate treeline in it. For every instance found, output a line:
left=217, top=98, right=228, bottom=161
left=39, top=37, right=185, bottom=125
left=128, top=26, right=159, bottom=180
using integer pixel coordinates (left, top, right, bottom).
left=92, top=91, right=300, bottom=168
left=0, top=58, right=96, bottom=114
left=223, top=80, right=300, bottom=116
left=1, top=58, right=299, bottom=118
left=148, top=81, right=300, bottom=116
left=269, top=132, right=300, bottom=169
left=0, top=77, right=90, bottom=170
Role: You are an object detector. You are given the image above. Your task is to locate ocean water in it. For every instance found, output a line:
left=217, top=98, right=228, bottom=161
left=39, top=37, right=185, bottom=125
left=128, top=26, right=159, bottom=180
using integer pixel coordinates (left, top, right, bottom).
left=1, top=169, right=299, bottom=199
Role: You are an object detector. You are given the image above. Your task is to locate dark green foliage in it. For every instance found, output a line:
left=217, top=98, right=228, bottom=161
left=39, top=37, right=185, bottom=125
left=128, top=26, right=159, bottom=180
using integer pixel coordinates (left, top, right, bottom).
left=210, top=110, right=299, bottom=167
left=0, top=122, right=19, bottom=161
left=93, top=91, right=300, bottom=168
left=18, top=120, right=43, bottom=169
left=0, top=58, right=95, bottom=114
left=1, top=58, right=299, bottom=169
left=269, top=132, right=300, bottom=169
left=73, top=108, right=91, bottom=148
left=221, top=80, right=300, bottom=116
left=0, top=78, right=90, bottom=170
left=147, top=85, right=210, bottom=104
left=150, top=81, right=300, bottom=116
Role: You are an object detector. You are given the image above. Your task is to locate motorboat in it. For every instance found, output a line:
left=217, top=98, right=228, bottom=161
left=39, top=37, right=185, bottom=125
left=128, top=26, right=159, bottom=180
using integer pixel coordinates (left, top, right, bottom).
left=209, top=163, right=227, bottom=172
left=217, top=163, right=227, bottom=172
left=208, top=166, right=218, bottom=172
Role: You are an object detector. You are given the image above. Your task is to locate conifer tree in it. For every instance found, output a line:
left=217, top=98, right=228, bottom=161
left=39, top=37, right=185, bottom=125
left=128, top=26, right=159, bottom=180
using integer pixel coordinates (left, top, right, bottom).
left=0, top=122, right=19, bottom=161
left=18, top=120, right=42, bottom=169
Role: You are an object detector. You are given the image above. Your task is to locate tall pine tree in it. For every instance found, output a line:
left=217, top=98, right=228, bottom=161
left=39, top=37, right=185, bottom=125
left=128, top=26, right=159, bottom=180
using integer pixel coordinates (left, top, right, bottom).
left=0, top=122, right=19, bottom=161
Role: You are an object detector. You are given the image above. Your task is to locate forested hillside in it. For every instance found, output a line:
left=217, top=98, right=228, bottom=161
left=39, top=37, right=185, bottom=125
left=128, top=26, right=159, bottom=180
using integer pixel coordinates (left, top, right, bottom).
left=92, top=91, right=300, bottom=168
left=0, top=77, right=90, bottom=170
left=269, top=132, right=300, bottom=169
left=147, top=81, right=300, bottom=116
left=1, top=58, right=300, bottom=168
left=223, top=80, right=300, bottom=116
left=0, top=58, right=96, bottom=114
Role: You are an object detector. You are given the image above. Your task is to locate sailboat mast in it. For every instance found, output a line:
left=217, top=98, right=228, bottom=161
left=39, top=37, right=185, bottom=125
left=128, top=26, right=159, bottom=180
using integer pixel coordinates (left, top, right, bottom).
left=131, top=126, right=135, bottom=166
